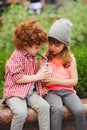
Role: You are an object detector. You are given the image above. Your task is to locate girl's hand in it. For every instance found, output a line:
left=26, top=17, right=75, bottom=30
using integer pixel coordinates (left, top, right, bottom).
left=42, top=76, right=57, bottom=86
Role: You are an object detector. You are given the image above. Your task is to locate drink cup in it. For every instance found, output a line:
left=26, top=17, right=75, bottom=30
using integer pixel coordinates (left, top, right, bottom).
left=41, top=62, right=53, bottom=75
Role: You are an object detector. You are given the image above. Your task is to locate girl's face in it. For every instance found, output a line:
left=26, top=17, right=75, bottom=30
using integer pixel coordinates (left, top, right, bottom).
left=48, top=42, right=65, bottom=55
left=25, top=44, right=41, bottom=56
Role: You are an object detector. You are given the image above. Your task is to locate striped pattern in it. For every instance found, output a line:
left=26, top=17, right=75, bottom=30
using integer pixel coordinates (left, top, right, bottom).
left=3, top=49, right=42, bottom=103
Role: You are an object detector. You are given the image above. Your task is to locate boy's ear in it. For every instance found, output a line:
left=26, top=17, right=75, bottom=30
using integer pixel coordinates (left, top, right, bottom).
left=23, top=43, right=29, bottom=49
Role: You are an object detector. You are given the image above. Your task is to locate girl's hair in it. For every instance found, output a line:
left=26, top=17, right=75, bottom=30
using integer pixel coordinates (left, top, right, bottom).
left=14, top=20, right=47, bottom=49
left=46, top=37, right=73, bottom=68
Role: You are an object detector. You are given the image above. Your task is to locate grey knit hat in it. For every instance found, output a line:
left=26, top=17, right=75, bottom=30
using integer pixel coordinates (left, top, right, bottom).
left=48, top=18, right=73, bottom=45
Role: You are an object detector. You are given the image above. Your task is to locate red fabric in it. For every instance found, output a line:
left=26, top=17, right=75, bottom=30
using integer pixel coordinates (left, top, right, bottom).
left=3, top=49, right=42, bottom=103
left=7, top=0, right=19, bottom=3
left=46, top=58, right=76, bottom=93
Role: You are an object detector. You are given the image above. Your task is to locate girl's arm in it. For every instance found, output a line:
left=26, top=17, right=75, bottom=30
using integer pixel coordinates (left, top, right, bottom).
left=44, top=56, right=78, bottom=87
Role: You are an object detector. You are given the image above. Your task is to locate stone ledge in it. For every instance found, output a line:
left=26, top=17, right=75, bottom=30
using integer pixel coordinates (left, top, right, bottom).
left=0, top=98, right=87, bottom=130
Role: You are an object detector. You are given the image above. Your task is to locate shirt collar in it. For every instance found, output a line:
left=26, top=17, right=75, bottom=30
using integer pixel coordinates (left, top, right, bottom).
left=20, top=49, right=35, bottom=61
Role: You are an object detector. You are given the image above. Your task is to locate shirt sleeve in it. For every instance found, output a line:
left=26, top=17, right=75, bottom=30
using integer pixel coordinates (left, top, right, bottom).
left=7, top=53, right=24, bottom=82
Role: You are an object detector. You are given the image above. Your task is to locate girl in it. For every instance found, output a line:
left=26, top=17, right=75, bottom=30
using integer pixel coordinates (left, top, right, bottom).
left=41, top=18, right=86, bottom=130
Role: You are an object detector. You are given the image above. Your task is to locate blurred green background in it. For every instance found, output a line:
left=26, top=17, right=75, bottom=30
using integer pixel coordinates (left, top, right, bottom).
left=0, top=0, right=87, bottom=98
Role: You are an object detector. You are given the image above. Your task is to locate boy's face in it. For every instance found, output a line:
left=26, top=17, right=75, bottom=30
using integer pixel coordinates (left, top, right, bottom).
left=26, top=44, right=42, bottom=56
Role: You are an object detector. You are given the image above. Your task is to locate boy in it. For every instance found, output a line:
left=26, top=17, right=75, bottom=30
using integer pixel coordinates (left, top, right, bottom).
left=2, top=20, right=50, bottom=130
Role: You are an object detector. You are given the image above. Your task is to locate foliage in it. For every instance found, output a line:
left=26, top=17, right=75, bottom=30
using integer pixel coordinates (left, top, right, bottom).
left=73, top=46, right=87, bottom=98
left=55, top=3, right=87, bottom=97
left=0, top=4, right=54, bottom=98
left=0, top=4, right=29, bottom=97
left=0, top=53, right=5, bottom=98
left=57, top=3, right=87, bottom=48
left=0, top=4, right=29, bottom=54
left=0, top=3, right=87, bottom=98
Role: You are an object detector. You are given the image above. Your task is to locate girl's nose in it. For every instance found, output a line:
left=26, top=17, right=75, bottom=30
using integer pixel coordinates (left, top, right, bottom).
left=50, top=44, right=55, bottom=50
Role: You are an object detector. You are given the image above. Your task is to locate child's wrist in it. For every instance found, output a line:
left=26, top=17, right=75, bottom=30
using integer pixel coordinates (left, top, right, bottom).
left=34, top=74, right=39, bottom=81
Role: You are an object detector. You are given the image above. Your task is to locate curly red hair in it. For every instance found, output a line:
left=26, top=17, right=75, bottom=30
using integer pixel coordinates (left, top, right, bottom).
left=14, top=20, right=47, bottom=49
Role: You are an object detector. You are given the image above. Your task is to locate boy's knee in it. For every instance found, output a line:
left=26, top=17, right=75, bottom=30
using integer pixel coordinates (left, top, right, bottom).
left=43, top=102, right=50, bottom=110
left=38, top=101, right=50, bottom=112
left=15, top=109, right=28, bottom=120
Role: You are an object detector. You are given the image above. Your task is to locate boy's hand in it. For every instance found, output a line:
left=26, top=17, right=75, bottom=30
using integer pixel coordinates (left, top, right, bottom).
left=36, top=68, right=50, bottom=81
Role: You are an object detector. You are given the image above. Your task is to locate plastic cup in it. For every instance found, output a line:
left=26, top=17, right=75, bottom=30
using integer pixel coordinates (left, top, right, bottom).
left=41, top=62, right=53, bottom=75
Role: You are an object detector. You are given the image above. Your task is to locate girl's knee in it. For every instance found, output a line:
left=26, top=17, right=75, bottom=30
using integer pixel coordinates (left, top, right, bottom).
left=73, top=107, right=85, bottom=117
left=51, top=105, right=63, bottom=113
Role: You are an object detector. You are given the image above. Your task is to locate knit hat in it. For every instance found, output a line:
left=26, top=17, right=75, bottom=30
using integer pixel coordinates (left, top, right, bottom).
left=48, top=18, right=73, bottom=45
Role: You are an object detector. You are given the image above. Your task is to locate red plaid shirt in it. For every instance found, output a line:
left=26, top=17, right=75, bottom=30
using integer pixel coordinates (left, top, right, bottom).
left=3, top=49, right=42, bottom=103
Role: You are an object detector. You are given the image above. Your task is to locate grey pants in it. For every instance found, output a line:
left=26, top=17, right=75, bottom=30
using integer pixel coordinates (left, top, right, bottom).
left=44, top=90, right=86, bottom=130
left=6, top=92, right=50, bottom=130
